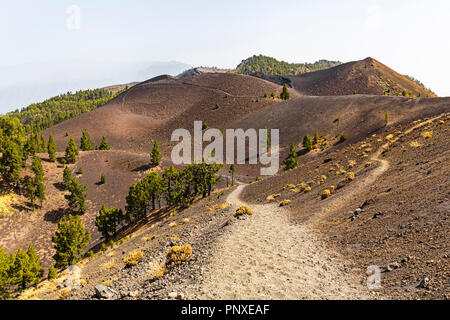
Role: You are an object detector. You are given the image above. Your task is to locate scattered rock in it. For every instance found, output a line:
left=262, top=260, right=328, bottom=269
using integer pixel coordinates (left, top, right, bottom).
left=386, top=262, right=400, bottom=271
left=372, top=212, right=384, bottom=219
left=361, top=199, right=374, bottom=208
left=95, top=284, right=118, bottom=299
left=417, top=277, right=430, bottom=289
left=168, top=291, right=178, bottom=299
left=129, top=290, right=139, bottom=298
left=354, top=208, right=363, bottom=215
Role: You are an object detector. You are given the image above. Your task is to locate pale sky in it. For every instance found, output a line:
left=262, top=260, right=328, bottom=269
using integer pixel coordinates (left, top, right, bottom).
left=1, top=0, right=449, bottom=96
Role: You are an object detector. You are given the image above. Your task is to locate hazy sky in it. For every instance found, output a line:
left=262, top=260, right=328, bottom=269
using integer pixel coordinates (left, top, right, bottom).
left=1, top=0, right=449, bottom=96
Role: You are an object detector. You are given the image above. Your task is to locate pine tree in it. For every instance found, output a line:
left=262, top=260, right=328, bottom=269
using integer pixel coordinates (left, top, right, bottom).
left=47, top=134, right=57, bottom=162
left=65, top=137, right=79, bottom=163
left=303, top=134, right=313, bottom=152
left=283, top=143, right=299, bottom=170
left=100, top=173, right=106, bottom=185
left=10, top=245, right=43, bottom=291
left=63, top=166, right=73, bottom=188
left=24, top=176, right=36, bottom=206
left=80, top=129, right=94, bottom=151
left=95, top=205, right=123, bottom=241
left=76, top=166, right=83, bottom=175
left=52, top=214, right=90, bottom=268
left=97, top=136, right=110, bottom=150
left=36, top=182, right=46, bottom=208
left=65, top=176, right=87, bottom=214
left=313, top=130, right=320, bottom=145
left=47, top=265, right=58, bottom=281
left=31, top=156, right=44, bottom=181
left=125, top=181, right=148, bottom=223
left=280, top=84, right=290, bottom=100
left=0, top=140, right=23, bottom=187
left=163, top=166, right=179, bottom=206
left=40, top=134, right=47, bottom=153
left=0, top=246, right=14, bottom=298
left=151, top=140, right=162, bottom=166
left=229, top=164, right=236, bottom=186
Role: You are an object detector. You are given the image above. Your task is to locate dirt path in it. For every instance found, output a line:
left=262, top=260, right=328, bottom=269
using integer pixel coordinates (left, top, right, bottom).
left=194, top=184, right=370, bottom=300
left=192, top=117, right=445, bottom=300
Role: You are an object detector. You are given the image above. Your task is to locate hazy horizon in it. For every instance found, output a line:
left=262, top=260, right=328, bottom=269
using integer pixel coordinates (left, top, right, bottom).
left=1, top=0, right=450, bottom=113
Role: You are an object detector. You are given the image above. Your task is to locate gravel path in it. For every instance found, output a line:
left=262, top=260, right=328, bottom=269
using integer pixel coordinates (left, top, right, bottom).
left=189, top=184, right=370, bottom=300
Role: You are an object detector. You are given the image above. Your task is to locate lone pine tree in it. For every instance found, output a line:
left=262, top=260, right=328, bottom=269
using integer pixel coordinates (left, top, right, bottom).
left=283, top=143, right=299, bottom=170
left=280, top=84, right=290, bottom=100
left=97, top=136, right=110, bottom=150
left=151, top=140, right=162, bottom=166
left=52, top=214, right=90, bottom=268
left=303, top=134, right=313, bottom=152
left=80, top=129, right=94, bottom=151
left=47, top=134, right=57, bottom=162
left=313, top=130, right=320, bottom=145
left=65, top=137, right=79, bottom=163
left=65, top=176, right=87, bottom=214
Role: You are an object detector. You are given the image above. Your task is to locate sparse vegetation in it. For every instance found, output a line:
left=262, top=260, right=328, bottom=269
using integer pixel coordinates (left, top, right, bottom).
left=123, top=250, right=144, bottom=267
left=235, top=206, right=254, bottom=216
left=279, top=199, right=291, bottom=207
left=165, top=244, right=192, bottom=268
left=422, top=131, right=433, bottom=139
left=321, top=189, right=331, bottom=199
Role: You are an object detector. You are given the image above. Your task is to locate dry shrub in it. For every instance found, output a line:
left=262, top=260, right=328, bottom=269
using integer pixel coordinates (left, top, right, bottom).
left=422, top=131, right=433, bottom=139
left=386, top=134, right=394, bottom=140
left=182, top=218, right=190, bottom=223
left=321, top=190, right=331, bottom=200
left=169, top=222, right=177, bottom=227
left=304, top=186, right=312, bottom=192
left=101, top=259, right=116, bottom=270
left=410, top=141, right=421, bottom=148
left=365, top=162, right=372, bottom=167
left=348, top=160, right=357, bottom=168
left=267, top=193, right=281, bottom=201
left=165, top=244, right=192, bottom=268
left=347, top=172, right=355, bottom=181
left=330, top=185, right=335, bottom=191
left=298, top=182, right=308, bottom=191
left=279, top=200, right=291, bottom=207
left=123, top=250, right=144, bottom=267
left=151, top=264, right=168, bottom=280
left=235, top=206, right=254, bottom=216
left=58, top=288, right=71, bottom=300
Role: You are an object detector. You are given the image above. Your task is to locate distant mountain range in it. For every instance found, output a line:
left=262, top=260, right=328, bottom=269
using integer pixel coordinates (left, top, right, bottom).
left=0, top=60, right=192, bottom=114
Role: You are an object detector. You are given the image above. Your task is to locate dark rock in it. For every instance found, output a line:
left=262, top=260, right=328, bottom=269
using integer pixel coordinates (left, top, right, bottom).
left=361, top=199, right=375, bottom=208
left=417, top=277, right=430, bottom=289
